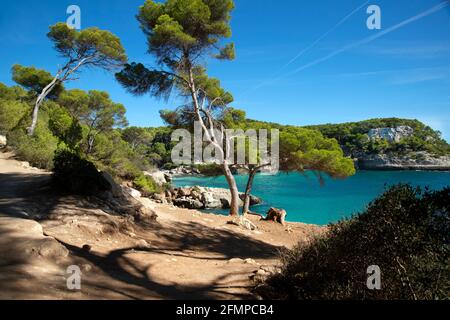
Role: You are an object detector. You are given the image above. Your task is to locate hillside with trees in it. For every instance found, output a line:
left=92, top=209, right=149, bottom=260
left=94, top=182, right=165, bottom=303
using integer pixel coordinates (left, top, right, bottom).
left=305, top=118, right=450, bottom=158
left=0, top=0, right=448, bottom=302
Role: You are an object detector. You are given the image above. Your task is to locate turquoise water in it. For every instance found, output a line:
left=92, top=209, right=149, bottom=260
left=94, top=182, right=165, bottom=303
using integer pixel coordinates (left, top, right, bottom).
left=173, top=171, right=450, bottom=225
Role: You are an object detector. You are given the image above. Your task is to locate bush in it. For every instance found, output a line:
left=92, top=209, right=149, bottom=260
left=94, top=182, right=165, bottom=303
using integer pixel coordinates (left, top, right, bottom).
left=8, top=127, right=59, bottom=170
left=6, top=103, right=65, bottom=170
left=259, top=184, right=450, bottom=300
left=133, top=174, right=162, bottom=196
left=0, top=99, right=28, bottom=135
left=194, top=163, right=223, bottom=176
left=53, top=149, right=110, bottom=195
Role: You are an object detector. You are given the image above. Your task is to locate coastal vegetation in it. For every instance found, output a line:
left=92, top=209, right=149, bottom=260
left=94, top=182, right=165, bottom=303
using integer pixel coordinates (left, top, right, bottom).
left=0, top=0, right=449, bottom=302
left=20, top=23, right=126, bottom=136
left=115, top=0, right=243, bottom=215
left=306, top=118, right=450, bottom=157
left=258, top=184, right=450, bottom=300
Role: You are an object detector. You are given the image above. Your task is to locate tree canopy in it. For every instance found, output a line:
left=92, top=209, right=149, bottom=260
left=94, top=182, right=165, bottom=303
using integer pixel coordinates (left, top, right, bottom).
left=48, top=23, right=127, bottom=70
left=12, top=65, right=64, bottom=100
left=25, top=23, right=127, bottom=136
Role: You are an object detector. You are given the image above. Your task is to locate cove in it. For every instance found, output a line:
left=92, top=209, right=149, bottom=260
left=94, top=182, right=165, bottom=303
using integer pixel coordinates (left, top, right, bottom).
left=173, top=170, right=450, bottom=225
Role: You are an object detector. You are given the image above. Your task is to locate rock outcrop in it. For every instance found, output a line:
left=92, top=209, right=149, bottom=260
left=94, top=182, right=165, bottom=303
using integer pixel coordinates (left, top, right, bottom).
left=0, top=135, right=6, bottom=148
left=356, top=152, right=450, bottom=170
left=165, top=166, right=201, bottom=176
left=98, top=172, right=158, bottom=222
left=263, top=207, right=287, bottom=226
left=151, top=186, right=263, bottom=210
left=368, top=126, right=414, bottom=143
left=144, top=170, right=170, bottom=186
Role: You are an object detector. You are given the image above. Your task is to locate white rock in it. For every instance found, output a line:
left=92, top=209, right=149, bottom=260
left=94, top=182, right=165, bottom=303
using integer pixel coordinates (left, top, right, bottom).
left=0, top=135, right=6, bottom=148
left=123, top=186, right=141, bottom=199
left=144, top=170, right=167, bottom=186
left=368, top=126, right=413, bottom=143
left=228, top=258, right=244, bottom=264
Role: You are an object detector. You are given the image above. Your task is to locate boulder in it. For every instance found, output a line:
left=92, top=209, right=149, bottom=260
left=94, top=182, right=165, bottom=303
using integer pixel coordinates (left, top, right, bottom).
left=144, top=170, right=167, bottom=186
left=264, top=207, right=287, bottom=226
left=240, top=194, right=263, bottom=206
left=368, top=126, right=413, bottom=143
left=201, top=191, right=223, bottom=208
left=122, top=186, right=142, bottom=199
left=178, top=187, right=192, bottom=197
left=0, top=135, right=6, bottom=148
left=173, top=198, right=204, bottom=209
left=199, top=187, right=243, bottom=209
left=101, top=172, right=122, bottom=198
left=171, top=186, right=263, bottom=210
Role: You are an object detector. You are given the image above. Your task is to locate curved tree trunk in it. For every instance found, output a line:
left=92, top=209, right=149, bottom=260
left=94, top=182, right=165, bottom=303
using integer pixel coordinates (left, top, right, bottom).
left=222, top=162, right=240, bottom=216
left=242, top=167, right=257, bottom=215
left=187, top=64, right=240, bottom=217
left=28, top=99, right=43, bottom=136
left=28, top=58, right=88, bottom=136
left=27, top=76, right=60, bottom=136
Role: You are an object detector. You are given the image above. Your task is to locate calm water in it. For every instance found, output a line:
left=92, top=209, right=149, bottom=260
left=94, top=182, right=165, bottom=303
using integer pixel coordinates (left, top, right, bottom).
left=173, top=171, right=450, bottom=225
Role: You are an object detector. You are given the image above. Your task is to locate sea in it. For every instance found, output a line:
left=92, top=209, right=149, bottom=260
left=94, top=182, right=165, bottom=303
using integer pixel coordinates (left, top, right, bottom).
left=173, top=170, right=450, bottom=225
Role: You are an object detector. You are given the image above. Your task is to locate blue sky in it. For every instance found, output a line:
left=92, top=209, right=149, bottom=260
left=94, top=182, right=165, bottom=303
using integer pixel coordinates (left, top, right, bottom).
left=1, top=0, right=449, bottom=140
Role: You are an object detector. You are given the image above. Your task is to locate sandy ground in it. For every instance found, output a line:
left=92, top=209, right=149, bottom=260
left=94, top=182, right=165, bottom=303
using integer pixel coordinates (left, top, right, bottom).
left=0, top=150, right=325, bottom=300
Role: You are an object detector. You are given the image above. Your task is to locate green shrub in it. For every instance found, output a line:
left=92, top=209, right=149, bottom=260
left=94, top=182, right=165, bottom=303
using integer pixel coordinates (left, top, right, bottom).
left=194, top=163, right=223, bottom=176
left=133, top=174, right=162, bottom=196
left=0, top=99, right=28, bottom=135
left=52, top=149, right=110, bottom=195
left=259, top=184, right=450, bottom=300
left=8, top=126, right=59, bottom=170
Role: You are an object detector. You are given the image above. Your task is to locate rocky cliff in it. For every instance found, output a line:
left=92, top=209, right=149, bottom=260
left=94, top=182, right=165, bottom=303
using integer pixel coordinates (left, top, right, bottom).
left=356, top=152, right=450, bottom=171
left=306, top=119, right=450, bottom=171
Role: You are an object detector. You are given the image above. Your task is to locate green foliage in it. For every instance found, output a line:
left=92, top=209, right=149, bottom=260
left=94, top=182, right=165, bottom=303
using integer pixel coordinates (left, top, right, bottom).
left=306, top=118, right=450, bottom=157
left=57, top=89, right=90, bottom=118
left=133, top=174, right=162, bottom=196
left=117, top=0, right=235, bottom=100
left=8, top=108, right=59, bottom=169
left=138, top=0, right=234, bottom=62
left=260, top=184, right=450, bottom=300
left=194, top=163, right=222, bottom=176
left=216, top=43, right=235, bottom=60
left=116, top=62, right=175, bottom=97
left=47, top=102, right=83, bottom=150
left=121, top=126, right=154, bottom=151
left=192, top=67, right=234, bottom=106
left=48, top=23, right=127, bottom=69
left=58, top=90, right=129, bottom=156
left=0, top=82, right=28, bottom=101
left=0, top=99, right=28, bottom=135
left=221, top=108, right=246, bottom=129
left=12, top=65, right=64, bottom=99
left=52, top=149, right=110, bottom=195
left=280, top=127, right=356, bottom=179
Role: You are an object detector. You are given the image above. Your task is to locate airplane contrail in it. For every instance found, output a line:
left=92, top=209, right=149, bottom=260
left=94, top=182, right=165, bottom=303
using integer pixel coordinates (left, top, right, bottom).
left=282, top=0, right=370, bottom=69
left=285, top=1, right=450, bottom=76
left=246, top=0, right=369, bottom=93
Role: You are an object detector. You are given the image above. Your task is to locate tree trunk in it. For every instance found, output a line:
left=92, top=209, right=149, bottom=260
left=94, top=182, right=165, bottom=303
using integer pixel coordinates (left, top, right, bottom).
left=242, top=167, right=257, bottom=215
left=27, top=99, right=43, bottom=136
left=27, top=76, right=59, bottom=136
left=28, top=58, right=88, bottom=136
left=187, top=65, right=240, bottom=217
left=222, top=162, right=240, bottom=216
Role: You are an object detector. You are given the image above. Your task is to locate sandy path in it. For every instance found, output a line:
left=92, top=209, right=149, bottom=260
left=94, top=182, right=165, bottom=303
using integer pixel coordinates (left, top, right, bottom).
left=0, top=150, right=324, bottom=299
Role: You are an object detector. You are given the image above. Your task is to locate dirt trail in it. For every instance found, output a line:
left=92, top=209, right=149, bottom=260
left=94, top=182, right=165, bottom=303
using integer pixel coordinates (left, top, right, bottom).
left=0, top=151, right=324, bottom=300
